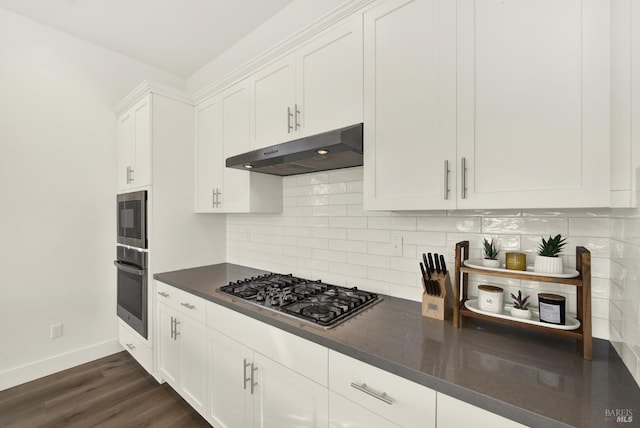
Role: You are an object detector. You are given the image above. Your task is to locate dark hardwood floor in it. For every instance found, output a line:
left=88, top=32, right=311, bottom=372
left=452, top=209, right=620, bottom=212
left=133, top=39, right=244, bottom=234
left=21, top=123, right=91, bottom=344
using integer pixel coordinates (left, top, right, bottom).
left=0, top=351, right=211, bottom=428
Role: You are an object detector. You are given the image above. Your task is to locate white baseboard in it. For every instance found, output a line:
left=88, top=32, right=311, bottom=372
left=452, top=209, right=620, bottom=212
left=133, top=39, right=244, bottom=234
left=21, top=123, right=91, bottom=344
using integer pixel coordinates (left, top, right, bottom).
left=0, top=339, right=122, bottom=391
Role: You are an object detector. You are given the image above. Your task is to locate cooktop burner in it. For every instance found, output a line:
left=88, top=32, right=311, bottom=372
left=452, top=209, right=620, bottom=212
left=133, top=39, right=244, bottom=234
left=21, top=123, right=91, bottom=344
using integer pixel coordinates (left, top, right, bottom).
left=218, top=273, right=380, bottom=328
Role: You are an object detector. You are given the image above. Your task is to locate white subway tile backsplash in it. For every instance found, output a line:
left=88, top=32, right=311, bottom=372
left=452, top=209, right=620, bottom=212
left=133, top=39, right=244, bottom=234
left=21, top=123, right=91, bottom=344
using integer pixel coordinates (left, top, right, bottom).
left=329, top=239, right=367, bottom=253
left=329, top=216, right=367, bottom=229
left=483, top=217, right=568, bottom=235
left=417, top=216, right=481, bottom=233
left=348, top=228, right=391, bottom=242
left=227, top=169, right=624, bottom=348
left=368, top=216, right=417, bottom=231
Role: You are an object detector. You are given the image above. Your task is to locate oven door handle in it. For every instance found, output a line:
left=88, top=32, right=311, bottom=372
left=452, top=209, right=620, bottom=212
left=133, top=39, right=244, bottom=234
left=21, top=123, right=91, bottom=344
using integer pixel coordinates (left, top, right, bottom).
left=113, top=260, right=146, bottom=276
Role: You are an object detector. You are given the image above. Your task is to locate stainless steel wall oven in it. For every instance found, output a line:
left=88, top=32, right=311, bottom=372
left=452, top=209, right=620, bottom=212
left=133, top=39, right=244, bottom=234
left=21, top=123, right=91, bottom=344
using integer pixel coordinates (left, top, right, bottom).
left=115, top=245, right=148, bottom=338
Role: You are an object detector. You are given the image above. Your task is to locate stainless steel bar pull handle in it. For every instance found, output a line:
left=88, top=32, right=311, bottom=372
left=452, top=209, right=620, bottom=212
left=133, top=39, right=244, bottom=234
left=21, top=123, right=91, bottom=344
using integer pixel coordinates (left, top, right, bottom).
left=157, top=291, right=169, bottom=298
left=180, top=302, right=196, bottom=310
left=350, top=382, right=394, bottom=405
left=243, top=359, right=251, bottom=390
left=250, top=363, right=258, bottom=394
left=294, top=104, right=300, bottom=130
left=173, top=319, right=180, bottom=340
left=126, top=343, right=135, bottom=351
left=287, top=106, right=293, bottom=133
left=461, top=157, right=467, bottom=199
left=170, top=316, right=175, bottom=340
left=126, top=166, right=134, bottom=184
left=443, top=160, right=450, bottom=200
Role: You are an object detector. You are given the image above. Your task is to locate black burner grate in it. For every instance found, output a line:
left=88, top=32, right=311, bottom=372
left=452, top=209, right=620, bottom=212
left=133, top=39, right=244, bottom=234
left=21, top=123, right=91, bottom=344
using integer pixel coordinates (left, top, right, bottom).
left=219, top=273, right=379, bottom=328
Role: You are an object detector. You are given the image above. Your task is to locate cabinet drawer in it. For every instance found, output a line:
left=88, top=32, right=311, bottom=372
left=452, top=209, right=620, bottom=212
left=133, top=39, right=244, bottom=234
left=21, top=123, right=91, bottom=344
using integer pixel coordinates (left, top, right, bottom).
left=207, top=301, right=328, bottom=386
left=156, top=281, right=178, bottom=308
left=328, top=350, right=435, bottom=428
left=174, top=288, right=207, bottom=324
left=119, top=321, right=153, bottom=374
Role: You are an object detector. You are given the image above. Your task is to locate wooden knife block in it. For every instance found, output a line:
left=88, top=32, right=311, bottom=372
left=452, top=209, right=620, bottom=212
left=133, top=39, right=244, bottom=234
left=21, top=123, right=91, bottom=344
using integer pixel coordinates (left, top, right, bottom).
left=422, top=273, right=453, bottom=321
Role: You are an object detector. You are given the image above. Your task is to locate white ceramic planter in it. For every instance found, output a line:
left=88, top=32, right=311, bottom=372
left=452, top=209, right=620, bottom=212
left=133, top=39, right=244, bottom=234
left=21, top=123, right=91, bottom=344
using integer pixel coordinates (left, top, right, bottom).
left=534, top=255, right=564, bottom=274
left=510, top=307, right=532, bottom=320
left=478, top=285, right=504, bottom=313
left=482, top=259, right=501, bottom=268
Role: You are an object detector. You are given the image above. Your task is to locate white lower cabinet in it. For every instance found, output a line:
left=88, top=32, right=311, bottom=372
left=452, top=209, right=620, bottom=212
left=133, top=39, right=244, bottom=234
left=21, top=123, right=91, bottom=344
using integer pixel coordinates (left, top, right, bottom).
left=156, top=286, right=207, bottom=414
left=436, top=393, right=525, bottom=428
left=329, top=391, right=400, bottom=428
left=206, top=302, right=329, bottom=428
left=328, top=351, right=435, bottom=428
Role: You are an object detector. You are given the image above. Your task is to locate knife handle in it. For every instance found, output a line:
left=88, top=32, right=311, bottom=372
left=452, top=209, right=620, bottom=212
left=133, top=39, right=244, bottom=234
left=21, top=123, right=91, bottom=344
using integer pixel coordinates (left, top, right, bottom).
left=434, top=253, right=441, bottom=274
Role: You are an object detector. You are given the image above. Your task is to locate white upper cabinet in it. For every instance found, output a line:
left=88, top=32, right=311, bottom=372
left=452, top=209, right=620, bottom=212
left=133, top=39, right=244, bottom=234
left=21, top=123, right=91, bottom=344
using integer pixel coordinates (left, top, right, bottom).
left=456, top=0, right=610, bottom=209
left=117, top=95, right=151, bottom=191
left=250, top=16, right=363, bottom=149
left=195, top=80, right=282, bottom=213
left=364, top=0, right=611, bottom=210
left=363, top=0, right=456, bottom=210
left=611, top=0, right=640, bottom=208
left=294, top=16, right=363, bottom=138
left=251, top=57, right=296, bottom=149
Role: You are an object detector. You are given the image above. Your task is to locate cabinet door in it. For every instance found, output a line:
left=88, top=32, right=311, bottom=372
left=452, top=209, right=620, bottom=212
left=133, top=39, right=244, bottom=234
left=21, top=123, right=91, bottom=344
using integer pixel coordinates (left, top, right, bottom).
left=208, top=330, right=253, bottom=428
left=251, top=57, right=296, bottom=149
left=117, top=109, right=135, bottom=191
left=437, top=393, right=525, bottom=428
left=456, top=0, right=610, bottom=209
left=220, top=81, right=252, bottom=212
left=295, top=16, right=363, bottom=138
left=329, top=392, right=400, bottom=428
left=179, top=314, right=207, bottom=413
left=156, top=302, right=179, bottom=388
left=363, top=0, right=457, bottom=210
left=253, top=352, right=328, bottom=428
left=194, top=97, right=223, bottom=212
left=118, top=95, right=152, bottom=191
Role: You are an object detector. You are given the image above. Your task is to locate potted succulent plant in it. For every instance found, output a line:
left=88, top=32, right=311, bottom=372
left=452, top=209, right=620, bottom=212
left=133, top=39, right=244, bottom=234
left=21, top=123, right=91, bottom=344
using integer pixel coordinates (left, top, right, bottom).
left=482, top=238, right=501, bottom=268
left=534, top=234, right=567, bottom=274
left=510, top=290, right=531, bottom=319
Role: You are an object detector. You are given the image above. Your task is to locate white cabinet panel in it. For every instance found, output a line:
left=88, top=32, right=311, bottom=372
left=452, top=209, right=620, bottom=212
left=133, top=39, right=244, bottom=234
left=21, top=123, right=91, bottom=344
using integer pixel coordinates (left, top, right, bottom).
left=251, top=57, right=296, bottom=148
left=363, top=0, right=457, bottom=210
left=253, top=352, right=328, bottom=428
left=179, top=314, right=207, bottom=412
left=328, top=351, right=435, bottom=428
left=456, top=0, right=610, bottom=209
left=156, top=287, right=207, bottom=414
left=157, top=301, right=179, bottom=387
left=195, top=81, right=282, bottom=213
left=437, top=393, right=525, bottom=428
left=295, top=17, right=363, bottom=138
left=208, top=330, right=253, bottom=428
left=194, top=97, right=223, bottom=212
left=329, top=391, right=400, bottom=428
left=118, top=321, right=153, bottom=374
left=117, top=95, right=151, bottom=191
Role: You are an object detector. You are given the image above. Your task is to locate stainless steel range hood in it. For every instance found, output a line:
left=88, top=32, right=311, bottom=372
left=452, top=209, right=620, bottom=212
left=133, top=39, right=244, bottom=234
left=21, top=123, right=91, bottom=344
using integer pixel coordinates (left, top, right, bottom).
left=226, top=123, right=363, bottom=176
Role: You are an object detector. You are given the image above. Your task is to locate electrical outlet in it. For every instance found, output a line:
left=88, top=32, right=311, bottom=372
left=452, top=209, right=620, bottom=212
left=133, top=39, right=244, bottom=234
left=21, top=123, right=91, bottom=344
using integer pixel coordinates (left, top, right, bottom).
left=50, top=323, right=63, bottom=339
left=391, top=236, right=403, bottom=257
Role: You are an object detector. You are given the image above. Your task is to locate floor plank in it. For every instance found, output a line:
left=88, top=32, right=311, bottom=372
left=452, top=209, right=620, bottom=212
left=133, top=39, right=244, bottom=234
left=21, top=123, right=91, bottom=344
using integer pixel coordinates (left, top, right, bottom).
left=0, top=351, right=210, bottom=428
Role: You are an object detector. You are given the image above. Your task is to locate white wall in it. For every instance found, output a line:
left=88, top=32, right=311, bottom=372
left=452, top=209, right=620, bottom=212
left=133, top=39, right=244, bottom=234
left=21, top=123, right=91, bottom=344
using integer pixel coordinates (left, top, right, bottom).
left=610, top=172, right=640, bottom=387
left=227, top=167, right=613, bottom=340
left=187, top=0, right=349, bottom=94
left=0, top=8, right=185, bottom=390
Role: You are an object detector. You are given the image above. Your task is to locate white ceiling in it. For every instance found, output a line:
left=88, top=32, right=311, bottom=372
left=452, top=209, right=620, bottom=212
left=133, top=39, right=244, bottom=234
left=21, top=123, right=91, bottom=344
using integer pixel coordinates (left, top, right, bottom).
left=0, top=0, right=294, bottom=78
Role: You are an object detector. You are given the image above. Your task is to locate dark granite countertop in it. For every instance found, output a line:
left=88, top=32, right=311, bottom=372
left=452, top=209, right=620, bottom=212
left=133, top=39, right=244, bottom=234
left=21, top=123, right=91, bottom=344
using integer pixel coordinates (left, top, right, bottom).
left=154, top=263, right=640, bottom=428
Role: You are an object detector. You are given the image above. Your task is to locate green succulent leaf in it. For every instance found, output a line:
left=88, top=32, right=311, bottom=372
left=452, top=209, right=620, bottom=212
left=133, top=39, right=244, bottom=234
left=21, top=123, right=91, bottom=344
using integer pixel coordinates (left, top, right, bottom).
left=483, top=238, right=500, bottom=260
left=537, top=234, right=567, bottom=257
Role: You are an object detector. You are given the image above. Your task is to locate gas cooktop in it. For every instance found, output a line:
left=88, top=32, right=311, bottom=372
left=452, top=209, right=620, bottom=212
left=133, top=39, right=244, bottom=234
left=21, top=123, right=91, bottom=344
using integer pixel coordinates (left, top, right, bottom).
left=218, top=273, right=380, bottom=329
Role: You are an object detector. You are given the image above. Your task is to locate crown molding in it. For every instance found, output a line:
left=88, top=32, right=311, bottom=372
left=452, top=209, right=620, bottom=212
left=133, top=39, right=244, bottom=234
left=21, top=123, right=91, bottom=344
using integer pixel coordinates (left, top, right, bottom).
left=113, top=80, right=193, bottom=116
left=192, top=0, right=378, bottom=104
